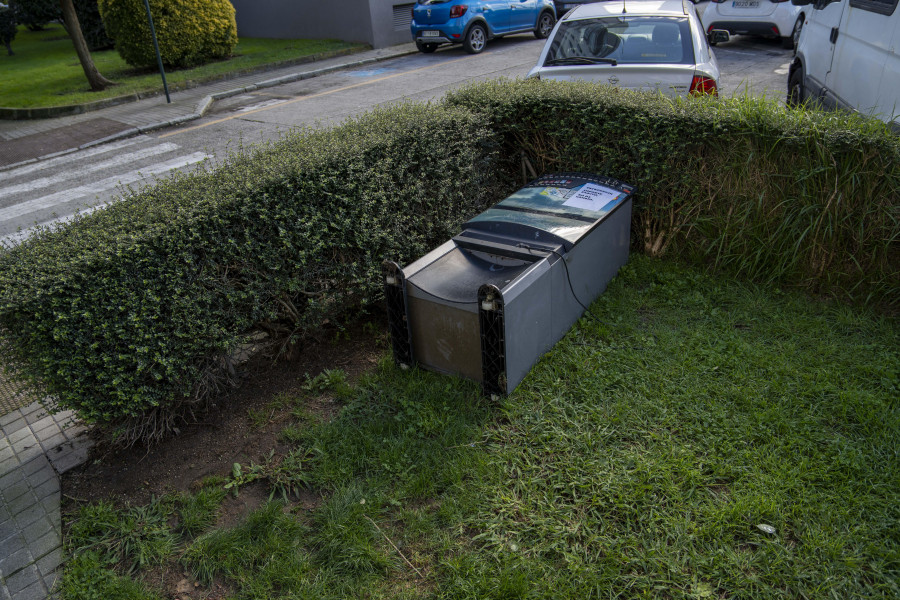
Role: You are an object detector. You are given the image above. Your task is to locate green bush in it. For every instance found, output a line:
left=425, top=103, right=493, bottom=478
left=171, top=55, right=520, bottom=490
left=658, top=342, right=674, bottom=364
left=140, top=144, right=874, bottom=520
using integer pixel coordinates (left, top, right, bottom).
left=1, top=82, right=896, bottom=446
left=0, top=5, right=15, bottom=55
left=445, top=79, right=900, bottom=304
left=73, top=0, right=113, bottom=50
left=11, top=0, right=112, bottom=49
left=0, top=104, right=499, bottom=444
left=10, top=0, right=55, bottom=31
left=98, top=0, right=236, bottom=68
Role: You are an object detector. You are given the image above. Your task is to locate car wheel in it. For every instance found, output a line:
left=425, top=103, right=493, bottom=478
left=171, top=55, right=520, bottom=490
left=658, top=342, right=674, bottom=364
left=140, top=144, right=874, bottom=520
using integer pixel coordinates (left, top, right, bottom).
left=416, top=40, right=438, bottom=54
left=534, top=11, right=555, bottom=39
left=787, top=66, right=804, bottom=107
left=464, top=23, right=487, bottom=54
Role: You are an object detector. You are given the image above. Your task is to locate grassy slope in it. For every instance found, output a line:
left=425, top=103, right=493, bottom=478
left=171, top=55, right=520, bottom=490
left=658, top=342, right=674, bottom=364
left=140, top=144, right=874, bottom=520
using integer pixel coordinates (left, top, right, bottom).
left=63, top=255, right=899, bottom=599
left=0, top=24, right=364, bottom=108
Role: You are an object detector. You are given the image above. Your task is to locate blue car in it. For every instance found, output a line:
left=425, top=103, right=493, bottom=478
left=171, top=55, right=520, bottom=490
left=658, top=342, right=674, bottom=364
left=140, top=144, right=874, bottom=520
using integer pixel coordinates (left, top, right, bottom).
left=411, top=0, right=557, bottom=54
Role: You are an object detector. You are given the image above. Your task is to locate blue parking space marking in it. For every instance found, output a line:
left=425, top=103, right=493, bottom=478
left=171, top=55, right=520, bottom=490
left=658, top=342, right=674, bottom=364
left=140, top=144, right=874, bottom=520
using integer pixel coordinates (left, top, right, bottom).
left=347, top=68, right=396, bottom=77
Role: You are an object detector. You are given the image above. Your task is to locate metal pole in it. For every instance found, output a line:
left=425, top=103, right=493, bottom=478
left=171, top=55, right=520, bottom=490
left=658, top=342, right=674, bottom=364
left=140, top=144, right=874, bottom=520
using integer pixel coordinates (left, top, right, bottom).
left=141, top=0, right=170, bottom=103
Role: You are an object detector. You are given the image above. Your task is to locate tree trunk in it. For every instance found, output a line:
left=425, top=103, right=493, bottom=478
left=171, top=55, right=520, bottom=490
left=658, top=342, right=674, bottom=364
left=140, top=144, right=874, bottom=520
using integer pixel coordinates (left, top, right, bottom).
left=58, top=0, right=114, bottom=91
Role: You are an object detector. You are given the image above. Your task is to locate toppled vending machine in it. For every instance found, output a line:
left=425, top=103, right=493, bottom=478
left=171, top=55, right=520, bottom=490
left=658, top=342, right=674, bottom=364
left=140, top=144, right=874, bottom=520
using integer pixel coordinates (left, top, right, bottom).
left=384, top=173, right=634, bottom=395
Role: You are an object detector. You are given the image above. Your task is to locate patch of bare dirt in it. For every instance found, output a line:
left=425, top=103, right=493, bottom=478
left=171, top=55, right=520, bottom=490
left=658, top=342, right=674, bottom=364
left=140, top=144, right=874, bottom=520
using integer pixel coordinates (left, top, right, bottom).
left=59, top=320, right=385, bottom=599
left=62, top=321, right=385, bottom=508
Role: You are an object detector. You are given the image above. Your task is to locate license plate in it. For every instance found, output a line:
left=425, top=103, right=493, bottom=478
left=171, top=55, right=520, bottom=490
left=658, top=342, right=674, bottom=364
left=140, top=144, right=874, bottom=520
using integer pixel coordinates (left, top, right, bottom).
left=422, top=30, right=440, bottom=37
left=732, top=0, right=759, bottom=7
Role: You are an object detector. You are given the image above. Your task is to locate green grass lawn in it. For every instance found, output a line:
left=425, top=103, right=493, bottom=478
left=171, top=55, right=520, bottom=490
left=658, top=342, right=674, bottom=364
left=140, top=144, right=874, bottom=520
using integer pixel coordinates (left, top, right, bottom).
left=0, top=24, right=366, bottom=109
left=61, top=255, right=899, bottom=599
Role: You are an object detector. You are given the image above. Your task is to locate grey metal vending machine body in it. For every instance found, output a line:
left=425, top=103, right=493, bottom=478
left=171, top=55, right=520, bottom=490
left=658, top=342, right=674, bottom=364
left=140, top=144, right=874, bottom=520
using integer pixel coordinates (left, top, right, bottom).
left=384, top=173, right=634, bottom=395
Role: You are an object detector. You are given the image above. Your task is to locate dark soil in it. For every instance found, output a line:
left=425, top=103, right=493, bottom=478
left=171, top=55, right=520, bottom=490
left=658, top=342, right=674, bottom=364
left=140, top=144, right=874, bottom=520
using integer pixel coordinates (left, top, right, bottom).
left=63, top=321, right=384, bottom=506
left=60, top=321, right=386, bottom=598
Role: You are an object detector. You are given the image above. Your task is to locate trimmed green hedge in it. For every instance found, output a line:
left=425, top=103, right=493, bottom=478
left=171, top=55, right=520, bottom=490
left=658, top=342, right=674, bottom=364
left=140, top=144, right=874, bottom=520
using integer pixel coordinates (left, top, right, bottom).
left=445, top=79, right=900, bottom=304
left=0, top=104, right=500, bottom=443
left=0, top=81, right=896, bottom=444
left=98, top=0, right=236, bottom=68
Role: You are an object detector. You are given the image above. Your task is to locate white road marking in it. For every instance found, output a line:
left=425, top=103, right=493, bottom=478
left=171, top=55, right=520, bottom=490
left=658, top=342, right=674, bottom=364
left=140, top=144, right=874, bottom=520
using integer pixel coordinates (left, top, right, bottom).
left=0, top=152, right=210, bottom=222
left=0, top=143, right=181, bottom=197
left=0, top=137, right=143, bottom=181
left=235, top=99, right=289, bottom=113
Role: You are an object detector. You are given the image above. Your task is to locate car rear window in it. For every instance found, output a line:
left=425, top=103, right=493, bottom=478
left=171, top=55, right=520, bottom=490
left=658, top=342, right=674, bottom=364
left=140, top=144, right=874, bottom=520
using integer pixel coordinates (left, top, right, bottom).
left=544, top=17, right=696, bottom=65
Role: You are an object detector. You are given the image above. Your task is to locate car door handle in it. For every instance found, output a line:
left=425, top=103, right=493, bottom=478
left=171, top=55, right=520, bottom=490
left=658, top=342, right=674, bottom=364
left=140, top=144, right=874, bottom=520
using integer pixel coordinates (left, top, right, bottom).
left=830, top=27, right=839, bottom=43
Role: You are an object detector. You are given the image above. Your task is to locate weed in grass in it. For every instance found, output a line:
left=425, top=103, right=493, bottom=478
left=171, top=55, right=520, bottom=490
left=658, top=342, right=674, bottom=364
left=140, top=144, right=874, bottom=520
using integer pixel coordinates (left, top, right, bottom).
left=302, top=368, right=352, bottom=398
left=224, top=458, right=265, bottom=497
left=246, top=406, right=275, bottom=429
left=59, top=551, right=162, bottom=600
left=182, top=501, right=310, bottom=593
left=67, top=499, right=177, bottom=573
left=307, top=482, right=394, bottom=576
left=225, top=448, right=312, bottom=501
left=176, top=485, right=227, bottom=537
left=249, top=391, right=304, bottom=429
left=196, top=474, right=228, bottom=489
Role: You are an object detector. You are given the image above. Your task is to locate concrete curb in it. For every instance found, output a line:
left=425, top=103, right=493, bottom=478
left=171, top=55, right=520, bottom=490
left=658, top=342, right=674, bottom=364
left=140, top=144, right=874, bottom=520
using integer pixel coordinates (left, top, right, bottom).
left=0, top=46, right=419, bottom=173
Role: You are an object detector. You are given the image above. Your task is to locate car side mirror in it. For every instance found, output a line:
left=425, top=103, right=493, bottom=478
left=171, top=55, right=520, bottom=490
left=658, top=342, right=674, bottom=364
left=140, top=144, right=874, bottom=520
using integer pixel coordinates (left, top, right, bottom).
left=708, top=30, right=730, bottom=44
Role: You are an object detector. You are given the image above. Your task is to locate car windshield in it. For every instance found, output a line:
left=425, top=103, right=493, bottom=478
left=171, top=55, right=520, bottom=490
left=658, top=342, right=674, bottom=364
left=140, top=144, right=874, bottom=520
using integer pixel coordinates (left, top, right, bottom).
left=544, top=17, right=695, bottom=66
left=418, top=0, right=452, bottom=4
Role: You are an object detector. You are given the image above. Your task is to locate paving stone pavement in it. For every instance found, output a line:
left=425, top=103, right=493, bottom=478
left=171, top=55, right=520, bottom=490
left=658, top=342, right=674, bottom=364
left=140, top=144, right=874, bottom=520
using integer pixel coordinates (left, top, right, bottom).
left=0, top=402, right=92, bottom=600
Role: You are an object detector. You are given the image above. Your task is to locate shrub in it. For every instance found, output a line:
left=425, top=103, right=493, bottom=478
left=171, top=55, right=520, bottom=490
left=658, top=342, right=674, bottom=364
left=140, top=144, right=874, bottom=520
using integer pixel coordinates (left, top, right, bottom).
left=1, top=83, right=896, bottom=446
left=0, top=104, right=499, bottom=444
left=98, top=0, right=236, bottom=68
left=10, top=0, right=111, bottom=50
left=73, top=0, right=113, bottom=50
left=445, top=79, right=900, bottom=305
left=0, top=4, right=15, bottom=55
left=10, top=0, right=55, bottom=31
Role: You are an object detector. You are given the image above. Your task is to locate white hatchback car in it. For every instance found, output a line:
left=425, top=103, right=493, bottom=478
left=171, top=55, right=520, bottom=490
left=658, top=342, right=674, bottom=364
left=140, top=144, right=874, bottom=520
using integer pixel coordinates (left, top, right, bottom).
left=701, top=0, right=804, bottom=50
left=527, top=0, right=727, bottom=96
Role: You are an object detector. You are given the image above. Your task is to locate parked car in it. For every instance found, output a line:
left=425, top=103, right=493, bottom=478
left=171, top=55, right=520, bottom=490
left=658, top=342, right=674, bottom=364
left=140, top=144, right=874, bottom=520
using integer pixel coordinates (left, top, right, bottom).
left=553, top=1, right=602, bottom=17
left=527, top=0, right=728, bottom=96
left=787, top=0, right=899, bottom=131
left=411, top=0, right=558, bottom=54
left=701, top=0, right=804, bottom=49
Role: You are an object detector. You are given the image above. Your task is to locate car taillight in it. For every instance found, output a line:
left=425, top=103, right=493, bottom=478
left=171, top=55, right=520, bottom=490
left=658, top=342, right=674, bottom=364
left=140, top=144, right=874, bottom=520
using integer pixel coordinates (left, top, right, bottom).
left=450, top=5, right=468, bottom=18
left=690, top=75, right=718, bottom=96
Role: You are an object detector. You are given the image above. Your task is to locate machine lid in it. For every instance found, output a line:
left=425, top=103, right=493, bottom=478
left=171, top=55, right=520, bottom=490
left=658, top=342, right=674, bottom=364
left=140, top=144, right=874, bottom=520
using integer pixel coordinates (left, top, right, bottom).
left=465, top=173, right=635, bottom=249
left=406, top=244, right=537, bottom=305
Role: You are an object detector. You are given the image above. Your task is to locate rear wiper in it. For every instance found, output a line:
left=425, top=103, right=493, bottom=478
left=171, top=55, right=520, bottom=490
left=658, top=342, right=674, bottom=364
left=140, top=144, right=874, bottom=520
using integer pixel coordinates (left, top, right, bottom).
left=544, top=56, right=618, bottom=66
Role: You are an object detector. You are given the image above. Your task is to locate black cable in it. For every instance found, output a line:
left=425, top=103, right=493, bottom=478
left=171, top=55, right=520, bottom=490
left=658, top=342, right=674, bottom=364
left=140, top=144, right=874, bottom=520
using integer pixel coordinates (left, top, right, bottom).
left=515, top=243, right=605, bottom=325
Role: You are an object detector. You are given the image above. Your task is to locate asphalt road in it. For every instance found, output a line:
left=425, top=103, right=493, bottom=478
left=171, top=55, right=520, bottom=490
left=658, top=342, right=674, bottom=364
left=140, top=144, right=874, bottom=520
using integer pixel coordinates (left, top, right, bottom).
left=0, top=30, right=795, bottom=244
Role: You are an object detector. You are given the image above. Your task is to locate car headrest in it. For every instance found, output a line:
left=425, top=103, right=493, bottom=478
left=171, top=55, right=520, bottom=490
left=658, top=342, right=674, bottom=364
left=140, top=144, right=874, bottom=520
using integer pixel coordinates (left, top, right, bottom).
left=652, top=23, right=680, bottom=46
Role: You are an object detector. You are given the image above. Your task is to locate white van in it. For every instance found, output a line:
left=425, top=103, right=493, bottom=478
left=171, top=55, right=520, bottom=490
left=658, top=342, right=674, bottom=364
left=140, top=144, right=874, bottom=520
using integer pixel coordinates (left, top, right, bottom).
left=787, top=0, right=900, bottom=131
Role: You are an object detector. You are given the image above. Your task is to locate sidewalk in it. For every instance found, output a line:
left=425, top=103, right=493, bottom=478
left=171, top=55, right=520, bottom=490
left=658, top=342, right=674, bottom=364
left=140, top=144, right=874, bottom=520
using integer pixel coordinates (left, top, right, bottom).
left=0, top=42, right=419, bottom=600
left=0, top=42, right=419, bottom=170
